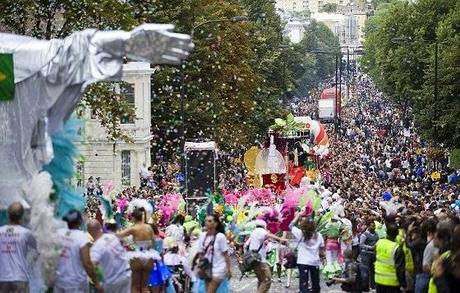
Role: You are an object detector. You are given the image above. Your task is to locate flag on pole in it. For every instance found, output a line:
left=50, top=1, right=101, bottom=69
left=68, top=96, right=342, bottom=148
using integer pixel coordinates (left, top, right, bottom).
left=0, top=54, right=14, bottom=101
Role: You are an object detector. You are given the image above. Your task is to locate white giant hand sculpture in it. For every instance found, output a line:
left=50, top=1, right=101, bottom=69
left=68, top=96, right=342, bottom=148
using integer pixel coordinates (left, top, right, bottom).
left=0, top=24, right=193, bottom=286
left=93, top=24, right=193, bottom=64
left=0, top=25, right=193, bottom=210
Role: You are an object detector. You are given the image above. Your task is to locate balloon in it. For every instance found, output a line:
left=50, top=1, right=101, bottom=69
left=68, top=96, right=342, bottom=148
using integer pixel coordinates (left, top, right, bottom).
left=183, top=220, right=198, bottom=233
left=382, top=191, right=392, bottom=201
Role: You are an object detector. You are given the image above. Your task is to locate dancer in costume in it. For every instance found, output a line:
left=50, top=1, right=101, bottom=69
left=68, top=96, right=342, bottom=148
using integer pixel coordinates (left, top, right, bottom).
left=118, top=207, right=161, bottom=293
left=0, top=24, right=193, bottom=216
left=322, top=217, right=343, bottom=278
left=0, top=24, right=193, bottom=286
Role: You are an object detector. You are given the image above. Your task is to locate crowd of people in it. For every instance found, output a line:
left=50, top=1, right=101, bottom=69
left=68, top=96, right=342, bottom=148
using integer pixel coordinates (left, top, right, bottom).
left=1, top=76, right=460, bottom=293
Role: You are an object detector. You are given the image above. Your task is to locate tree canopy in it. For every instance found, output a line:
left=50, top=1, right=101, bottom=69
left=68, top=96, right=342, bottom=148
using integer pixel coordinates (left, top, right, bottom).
left=360, top=0, right=460, bottom=148
left=0, top=0, right=340, bottom=157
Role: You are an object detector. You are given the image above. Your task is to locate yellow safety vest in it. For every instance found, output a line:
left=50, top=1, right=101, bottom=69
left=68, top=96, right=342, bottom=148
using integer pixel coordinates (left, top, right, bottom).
left=428, top=251, right=451, bottom=293
left=397, top=231, right=414, bottom=273
left=375, top=238, right=400, bottom=287
left=402, top=243, right=414, bottom=273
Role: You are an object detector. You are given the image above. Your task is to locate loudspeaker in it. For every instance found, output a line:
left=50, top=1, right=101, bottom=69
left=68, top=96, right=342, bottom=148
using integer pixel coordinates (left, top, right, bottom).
left=185, top=142, right=217, bottom=199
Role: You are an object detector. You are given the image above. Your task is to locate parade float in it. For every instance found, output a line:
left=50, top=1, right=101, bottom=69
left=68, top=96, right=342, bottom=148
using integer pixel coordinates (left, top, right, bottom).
left=243, top=113, right=330, bottom=191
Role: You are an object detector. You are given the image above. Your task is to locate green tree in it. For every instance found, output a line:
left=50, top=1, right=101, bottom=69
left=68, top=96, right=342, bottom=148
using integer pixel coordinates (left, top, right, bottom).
left=320, top=3, right=338, bottom=13
left=361, top=0, right=460, bottom=147
left=295, top=20, right=341, bottom=96
left=144, top=0, right=291, bottom=157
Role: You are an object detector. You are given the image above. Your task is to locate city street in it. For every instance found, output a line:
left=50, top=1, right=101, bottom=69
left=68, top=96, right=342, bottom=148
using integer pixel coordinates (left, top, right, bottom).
left=228, top=258, right=342, bottom=292
left=229, top=274, right=342, bottom=293
left=1, top=0, right=459, bottom=292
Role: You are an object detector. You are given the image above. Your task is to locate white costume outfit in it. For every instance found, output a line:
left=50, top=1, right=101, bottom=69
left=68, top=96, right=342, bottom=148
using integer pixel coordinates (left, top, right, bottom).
left=0, top=25, right=192, bottom=210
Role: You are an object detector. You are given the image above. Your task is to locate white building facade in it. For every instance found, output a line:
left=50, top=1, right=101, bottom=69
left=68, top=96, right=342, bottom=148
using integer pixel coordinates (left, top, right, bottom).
left=276, top=0, right=309, bottom=13
left=76, top=62, right=155, bottom=191
left=284, top=20, right=310, bottom=43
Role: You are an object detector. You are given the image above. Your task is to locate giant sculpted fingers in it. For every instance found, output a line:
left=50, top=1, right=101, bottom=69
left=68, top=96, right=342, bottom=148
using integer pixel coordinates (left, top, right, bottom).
left=125, top=24, right=194, bottom=64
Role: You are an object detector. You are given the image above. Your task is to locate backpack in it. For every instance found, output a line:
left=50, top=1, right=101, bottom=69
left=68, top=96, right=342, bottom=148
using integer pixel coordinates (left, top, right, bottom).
left=239, top=241, right=264, bottom=273
left=195, top=235, right=215, bottom=281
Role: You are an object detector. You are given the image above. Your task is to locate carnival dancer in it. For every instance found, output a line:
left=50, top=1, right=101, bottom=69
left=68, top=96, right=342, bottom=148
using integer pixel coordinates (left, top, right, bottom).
left=0, top=202, right=37, bottom=293
left=88, top=220, right=132, bottom=293
left=193, top=214, right=232, bottom=293
left=323, top=216, right=344, bottom=278
left=118, top=207, right=161, bottom=293
left=54, top=210, right=102, bottom=293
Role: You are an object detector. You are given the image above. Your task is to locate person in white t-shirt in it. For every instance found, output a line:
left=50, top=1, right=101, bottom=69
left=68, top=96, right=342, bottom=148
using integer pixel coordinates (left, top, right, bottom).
left=165, top=214, right=186, bottom=243
left=54, top=210, right=102, bottom=293
left=88, top=219, right=131, bottom=293
left=163, top=237, right=195, bottom=292
left=290, top=213, right=325, bottom=293
left=0, top=202, right=37, bottom=293
left=193, top=214, right=231, bottom=293
left=245, top=219, right=287, bottom=293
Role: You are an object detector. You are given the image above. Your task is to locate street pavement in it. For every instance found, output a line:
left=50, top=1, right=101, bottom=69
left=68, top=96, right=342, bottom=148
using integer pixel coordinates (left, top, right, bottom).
left=228, top=258, right=343, bottom=292
left=229, top=275, right=342, bottom=293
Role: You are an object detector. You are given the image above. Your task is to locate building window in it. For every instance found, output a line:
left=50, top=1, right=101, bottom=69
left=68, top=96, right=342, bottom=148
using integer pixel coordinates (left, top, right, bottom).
left=119, top=83, right=135, bottom=124
left=121, top=150, right=131, bottom=186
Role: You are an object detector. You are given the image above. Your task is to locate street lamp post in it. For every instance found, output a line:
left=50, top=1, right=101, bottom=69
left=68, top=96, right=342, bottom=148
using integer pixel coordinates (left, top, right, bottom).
left=434, top=41, right=438, bottom=102
left=278, top=44, right=290, bottom=105
left=179, top=16, right=248, bottom=192
left=335, top=54, right=339, bottom=132
left=309, top=49, right=340, bottom=133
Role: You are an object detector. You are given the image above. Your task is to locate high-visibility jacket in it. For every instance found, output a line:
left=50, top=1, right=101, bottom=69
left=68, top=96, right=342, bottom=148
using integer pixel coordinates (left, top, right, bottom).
left=428, top=251, right=451, bottom=293
left=397, top=230, right=414, bottom=273
left=375, top=238, right=400, bottom=286
left=402, top=243, right=414, bottom=273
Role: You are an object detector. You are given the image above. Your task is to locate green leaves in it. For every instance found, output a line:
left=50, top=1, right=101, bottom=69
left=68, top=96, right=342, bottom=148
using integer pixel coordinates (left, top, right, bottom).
left=270, top=113, right=304, bottom=134
left=274, top=118, right=286, bottom=127
left=361, top=0, right=460, bottom=148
